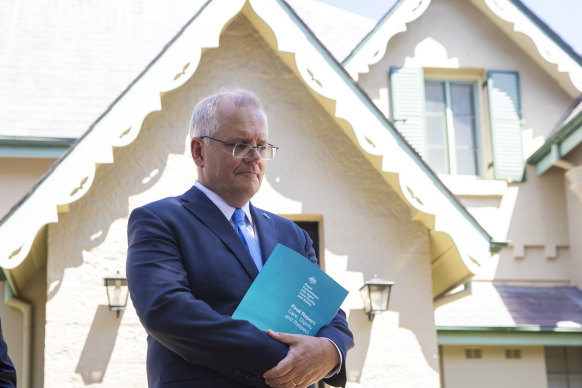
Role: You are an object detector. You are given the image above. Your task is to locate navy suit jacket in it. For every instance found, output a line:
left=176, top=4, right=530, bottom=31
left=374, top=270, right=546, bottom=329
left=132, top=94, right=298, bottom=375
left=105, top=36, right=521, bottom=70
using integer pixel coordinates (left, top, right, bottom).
left=0, top=317, right=16, bottom=388
left=127, top=186, right=353, bottom=387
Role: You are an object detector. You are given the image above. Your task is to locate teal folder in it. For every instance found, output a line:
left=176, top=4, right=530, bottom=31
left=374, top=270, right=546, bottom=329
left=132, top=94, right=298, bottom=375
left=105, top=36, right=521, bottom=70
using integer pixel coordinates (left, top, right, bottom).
left=232, top=244, right=348, bottom=336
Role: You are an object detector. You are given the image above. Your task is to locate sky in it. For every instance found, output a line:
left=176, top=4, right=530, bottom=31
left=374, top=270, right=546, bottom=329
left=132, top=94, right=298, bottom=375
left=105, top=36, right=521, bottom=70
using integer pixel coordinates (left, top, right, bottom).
left=317, top=0, right=582, bottom=57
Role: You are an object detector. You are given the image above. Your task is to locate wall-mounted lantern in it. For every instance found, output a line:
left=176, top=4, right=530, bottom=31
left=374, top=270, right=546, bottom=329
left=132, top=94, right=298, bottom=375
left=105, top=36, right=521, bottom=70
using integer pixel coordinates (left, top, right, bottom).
left=359, top=275, right=394, bottom=321
left=104, top=276, right=129, bottom=318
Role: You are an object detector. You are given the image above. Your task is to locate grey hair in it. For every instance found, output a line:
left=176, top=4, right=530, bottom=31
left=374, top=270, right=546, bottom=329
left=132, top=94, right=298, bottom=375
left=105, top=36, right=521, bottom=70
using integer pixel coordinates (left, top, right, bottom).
left=189, top=89, right=267, bottom=141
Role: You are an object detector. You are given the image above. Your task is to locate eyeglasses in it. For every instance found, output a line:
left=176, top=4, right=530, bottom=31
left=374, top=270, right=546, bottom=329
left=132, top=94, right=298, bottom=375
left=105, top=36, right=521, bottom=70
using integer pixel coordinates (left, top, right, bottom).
left=200, top=136, right=279, bottom=160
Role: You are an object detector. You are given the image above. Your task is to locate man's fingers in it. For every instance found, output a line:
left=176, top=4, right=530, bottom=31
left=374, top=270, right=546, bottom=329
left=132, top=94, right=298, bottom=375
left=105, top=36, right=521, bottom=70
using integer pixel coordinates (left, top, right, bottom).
left=264, top=333, right=334, bottom=387
left=267, top=329, right=299, bottom=345
left=266, top=329, right=281, bottom=341
left=265, top=326, right=329, bottom=385
left=264, top=356, right=294, bottom=379
left=264, top=330, right=301, bottom=383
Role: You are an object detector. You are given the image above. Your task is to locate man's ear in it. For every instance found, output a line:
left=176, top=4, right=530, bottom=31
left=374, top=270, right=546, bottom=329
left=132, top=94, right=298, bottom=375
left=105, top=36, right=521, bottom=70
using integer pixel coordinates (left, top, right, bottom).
left=191, top=138, right=204, bottom=167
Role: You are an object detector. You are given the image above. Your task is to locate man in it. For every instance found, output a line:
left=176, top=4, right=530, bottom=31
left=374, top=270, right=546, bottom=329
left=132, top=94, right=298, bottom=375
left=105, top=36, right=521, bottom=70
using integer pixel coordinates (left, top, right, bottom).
left=127, top=89, right=353, bottom=388
left=0, top=317, right=16, bottom=387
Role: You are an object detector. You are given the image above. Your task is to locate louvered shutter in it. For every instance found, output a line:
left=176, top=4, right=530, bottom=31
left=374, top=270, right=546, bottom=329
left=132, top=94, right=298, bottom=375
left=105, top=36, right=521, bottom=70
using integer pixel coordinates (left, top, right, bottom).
left=389, top=66, right=426, bottom=157
left=487, top=71, right=524, bottom=181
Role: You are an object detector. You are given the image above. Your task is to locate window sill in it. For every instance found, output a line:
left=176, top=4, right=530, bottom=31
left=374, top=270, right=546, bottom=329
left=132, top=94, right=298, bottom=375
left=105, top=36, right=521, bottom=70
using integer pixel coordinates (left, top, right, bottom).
left=438, top=175, right=508, bottom=197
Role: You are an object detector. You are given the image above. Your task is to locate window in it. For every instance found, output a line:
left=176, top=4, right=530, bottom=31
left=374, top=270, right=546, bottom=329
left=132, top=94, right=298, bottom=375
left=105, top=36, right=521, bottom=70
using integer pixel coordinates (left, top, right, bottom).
left=293, top=221, right=320, bottom=261
left=390, top=67, right=524, bottom=181
left=424, top=80, right=479, bottom=175
left=546, top=346, right=582, bottom=388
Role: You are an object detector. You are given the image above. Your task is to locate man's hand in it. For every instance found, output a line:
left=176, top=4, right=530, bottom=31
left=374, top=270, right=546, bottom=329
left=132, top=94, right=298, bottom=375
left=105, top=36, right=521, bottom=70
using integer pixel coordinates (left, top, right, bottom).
left=263, top=329, right=340, bottom=388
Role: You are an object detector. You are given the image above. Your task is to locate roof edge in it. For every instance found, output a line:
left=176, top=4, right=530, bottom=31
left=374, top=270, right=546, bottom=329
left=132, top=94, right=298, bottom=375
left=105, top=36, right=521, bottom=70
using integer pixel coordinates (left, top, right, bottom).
left=509, top=0, right=582, bottom=67
left=342, top=0, right=431, bottom=81
left=438, top=325, right=582, bottom=333
left=341, top=0, right=404, bottom=65
left=0, top=136, right=76, bottom=158
left=482, top=0, right=582, bottom=94
left=528, top=109, right=582, bottom=174
left=438, top=325, right=582, bottom=346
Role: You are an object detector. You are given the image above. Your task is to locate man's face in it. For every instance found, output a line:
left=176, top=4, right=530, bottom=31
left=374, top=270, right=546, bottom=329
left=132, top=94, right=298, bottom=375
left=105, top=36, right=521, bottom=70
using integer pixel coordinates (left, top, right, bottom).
left=193, top=102, right=268, bottom=208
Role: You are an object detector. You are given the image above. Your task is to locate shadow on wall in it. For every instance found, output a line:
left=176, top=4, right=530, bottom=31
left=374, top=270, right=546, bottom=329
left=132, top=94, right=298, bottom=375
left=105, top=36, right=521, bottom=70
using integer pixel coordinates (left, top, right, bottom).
left=346, top=309, right=372, bottom=383
left=47, top=105, right=189, bottom=303
left=493, top=165, right=570, bottom=282
left=75, top=305, right=123, bottom=384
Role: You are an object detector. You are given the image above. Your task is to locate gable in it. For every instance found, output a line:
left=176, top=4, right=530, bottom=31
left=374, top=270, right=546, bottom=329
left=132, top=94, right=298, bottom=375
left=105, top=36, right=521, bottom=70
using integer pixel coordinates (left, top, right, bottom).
left=346, top=0, right=582, bottom=98
left=48, top=10, right=435, bottom=319
left=346, top=0, right=578, bottom=185
left=0, top=0, right=491, bottom=300
left=470, top=0, right=582, bottom=98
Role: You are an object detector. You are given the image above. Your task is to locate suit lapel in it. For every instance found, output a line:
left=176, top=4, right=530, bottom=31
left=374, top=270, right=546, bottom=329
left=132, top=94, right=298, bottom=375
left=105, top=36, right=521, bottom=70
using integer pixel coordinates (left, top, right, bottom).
left=180, top=186, right=259, bottom=280
left=251, top=204, right=278, bottom=265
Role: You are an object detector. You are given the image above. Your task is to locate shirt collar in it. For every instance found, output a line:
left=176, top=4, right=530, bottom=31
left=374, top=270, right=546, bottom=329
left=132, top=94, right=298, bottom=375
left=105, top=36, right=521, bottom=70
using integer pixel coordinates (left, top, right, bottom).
left=194, top=181, right=253, bottom=225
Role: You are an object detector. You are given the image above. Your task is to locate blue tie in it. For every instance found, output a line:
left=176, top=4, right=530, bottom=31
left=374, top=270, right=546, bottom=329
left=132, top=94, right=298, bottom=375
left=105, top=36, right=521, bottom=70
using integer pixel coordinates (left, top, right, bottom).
left=233, top=208, right=263, bottom=271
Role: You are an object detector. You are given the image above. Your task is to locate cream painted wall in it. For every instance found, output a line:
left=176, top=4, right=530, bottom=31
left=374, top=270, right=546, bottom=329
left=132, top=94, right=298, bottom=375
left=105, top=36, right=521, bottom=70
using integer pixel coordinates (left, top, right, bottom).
left=356, top=0, right=574, bottom=285
left=461, top=166, right=570, bottom=283
left=565, top=181, right=582, bottom=288
left=0, top=157, right=56, bottom=218
left=563, top=146, right=582, bottom=289
left=441, top=345, right=548, bottom=388
left=43, top=14, right=439, bottom=388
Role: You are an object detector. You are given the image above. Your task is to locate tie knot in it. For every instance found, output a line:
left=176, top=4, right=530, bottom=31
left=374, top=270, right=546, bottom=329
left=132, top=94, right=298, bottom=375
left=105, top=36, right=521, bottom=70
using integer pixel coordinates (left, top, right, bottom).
left=233, top=208, right=246, bottom=227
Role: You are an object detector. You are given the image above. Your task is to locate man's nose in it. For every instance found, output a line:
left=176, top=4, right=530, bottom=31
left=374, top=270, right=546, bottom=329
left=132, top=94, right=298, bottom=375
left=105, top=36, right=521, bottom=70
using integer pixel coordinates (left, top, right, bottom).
left=244, top=147, right=262, bottom=162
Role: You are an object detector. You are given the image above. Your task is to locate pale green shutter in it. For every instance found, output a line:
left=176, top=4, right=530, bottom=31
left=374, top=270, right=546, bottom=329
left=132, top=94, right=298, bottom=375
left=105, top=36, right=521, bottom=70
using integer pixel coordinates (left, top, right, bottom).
left=487, top=71, right=524, bottom=181
left=390, top=66, right=425, bottom=158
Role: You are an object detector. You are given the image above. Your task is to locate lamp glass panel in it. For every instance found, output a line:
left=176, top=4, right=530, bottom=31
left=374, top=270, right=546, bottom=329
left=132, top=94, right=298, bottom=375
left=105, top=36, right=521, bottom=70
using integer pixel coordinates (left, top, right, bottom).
left=105, top=278, right=129, bottom=309
left=369, top=284, right=390, bottom=311
left=359, top=285, right=372, bottom=313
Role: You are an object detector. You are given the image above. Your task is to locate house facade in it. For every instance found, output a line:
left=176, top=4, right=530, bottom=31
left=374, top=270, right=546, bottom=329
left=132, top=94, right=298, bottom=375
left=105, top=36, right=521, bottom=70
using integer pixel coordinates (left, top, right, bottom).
left=345, top=0, right=582, bottom=387
left=0, top=0, right=580, bottom=387
left=0, top=0, right=492, bottom=387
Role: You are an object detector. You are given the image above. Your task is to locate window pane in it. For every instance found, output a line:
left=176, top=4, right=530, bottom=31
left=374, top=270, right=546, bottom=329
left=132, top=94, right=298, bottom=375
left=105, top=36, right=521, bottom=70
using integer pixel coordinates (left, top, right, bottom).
left=567, top=347, right=582, bottom=373
left=425, top=81, right=445, bottom=113
left=453, top=116, right=477, bottom=148
left=451, top=83, right=474, bottom=115
left=546, top=347, right=567, bottom=373
left=455, top=149, right=477, bottom=175
left=425, top=81, right=448, bottom=174
left=570, top=374, right=582, bottom=388
left=427, top=148, right=448, bottom=174
left=424, top=79, right=480, bottom=176
left=547, top=374, right=568, bottom=388
left=426, top=115, right=446, bottom=146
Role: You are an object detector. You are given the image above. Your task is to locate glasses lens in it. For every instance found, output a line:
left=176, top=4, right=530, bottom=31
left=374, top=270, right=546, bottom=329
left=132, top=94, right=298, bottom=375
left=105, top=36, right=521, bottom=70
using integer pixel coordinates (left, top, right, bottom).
left=259, top=146, right=275, bottom=160
left=233, top=144, right=251, bottom=158
left=233, top=144, right=276, bottom=160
